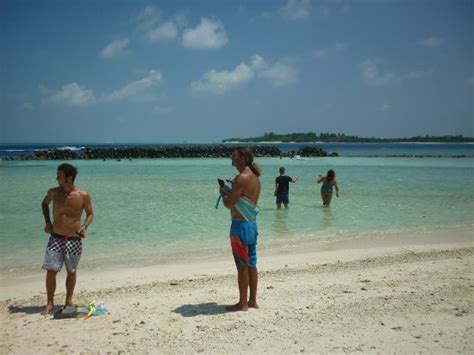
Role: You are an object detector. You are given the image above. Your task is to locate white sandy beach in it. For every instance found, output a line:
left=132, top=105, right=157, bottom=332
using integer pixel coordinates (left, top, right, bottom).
left=1, top=227, right=473, bottom=354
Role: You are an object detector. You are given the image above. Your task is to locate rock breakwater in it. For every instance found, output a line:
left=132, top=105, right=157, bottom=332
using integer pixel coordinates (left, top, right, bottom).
left=3, top=145, right=337, bottom=161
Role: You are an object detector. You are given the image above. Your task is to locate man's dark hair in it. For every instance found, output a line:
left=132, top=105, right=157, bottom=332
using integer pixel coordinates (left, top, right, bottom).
left=279, top=166, right=285, bottom=174
left=57, top=163, right=78, bottom=182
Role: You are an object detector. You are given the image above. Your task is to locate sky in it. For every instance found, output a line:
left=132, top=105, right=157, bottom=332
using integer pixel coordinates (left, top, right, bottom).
left=1, top=0, right=473, bottom=143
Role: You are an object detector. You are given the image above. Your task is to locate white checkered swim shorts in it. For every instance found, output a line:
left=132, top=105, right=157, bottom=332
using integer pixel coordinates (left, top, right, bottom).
left=42, top=233, right=82, bottom=272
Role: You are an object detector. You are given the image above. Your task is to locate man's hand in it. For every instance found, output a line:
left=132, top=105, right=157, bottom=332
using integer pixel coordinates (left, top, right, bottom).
left=76, top=225, right=87, bottom=239
left=44, top=223, right=53, bottom=234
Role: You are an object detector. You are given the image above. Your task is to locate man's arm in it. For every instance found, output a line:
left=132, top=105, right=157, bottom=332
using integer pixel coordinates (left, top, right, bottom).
left=223, top=175, right=245, bottom=209
left=77, top=192, right=94, bottom=237
left=41, top=189, right=54, bottom=233
left=291, top=176, right=298, bottom=183
left=334, top=180, right=339, bottom=197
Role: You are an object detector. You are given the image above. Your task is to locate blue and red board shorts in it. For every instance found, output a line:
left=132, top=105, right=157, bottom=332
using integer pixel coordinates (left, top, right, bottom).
left=229, top=220, right=258, bottom=268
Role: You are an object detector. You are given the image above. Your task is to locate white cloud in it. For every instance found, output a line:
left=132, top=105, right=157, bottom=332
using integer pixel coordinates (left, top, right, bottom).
left=103, top=70, right=163, bottom=101
left=135, top=5, right=162, bottom=32
left=250, top=54, right=265, bottom=71
left=406, top=69, right=433, bottom=80
left=136, top=5, right=161, bottom=21
left=341, top=5, right=352, bottom=14
left=182, top=18, right=228, bottom=49
left=313, top=42, right=349, bottom=59
left=49, top=83, right=96, bottom=106
left=135, top=6, right=187, bottom=44
left=22, top=102, right=34, bottom=110
left=145, top=21, right=178, bottom=42
left=100, top=38, right=129, bottom=59
left=152, top=105, right=174, bottom=114
left=313, top=48, right=329, bottom=59
left=39, top=84, right=49, bottom=95
left=172, top=13, right=189, bottom=28
left=191, top=63, right=254, bottom=95
left=191, top=54, right=298, bottom=94
left=334, top=42, right=349, bottom=51
left=382, top=103, right=391, bottom=112
left=252, top=11, right=275, bottom=23
left=261, top=62, right=298, bottom=87
left=258, top=0, right=352, bottom=23
left=44, top=71, right=163, bottom=107
left=280, top=0, right=311, bottom=21
left=417, top=37, right=444, bottom=48
left=360, top=59, right=400, bottom=86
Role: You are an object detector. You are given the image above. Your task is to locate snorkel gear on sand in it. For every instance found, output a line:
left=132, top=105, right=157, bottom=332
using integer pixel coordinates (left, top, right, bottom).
left=53, top=301, right=108, bottom=320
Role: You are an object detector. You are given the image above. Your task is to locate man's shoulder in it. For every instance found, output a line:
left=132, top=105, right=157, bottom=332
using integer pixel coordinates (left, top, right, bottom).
left=77, top=189, right=90, bottom=198
left=237, top=169, right=258, bottom=182
left=235, top=172, right=249, bottom=182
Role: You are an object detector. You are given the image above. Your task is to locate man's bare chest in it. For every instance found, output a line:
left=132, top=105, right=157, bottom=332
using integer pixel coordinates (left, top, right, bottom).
left=53, top=194, right=84, bottom=215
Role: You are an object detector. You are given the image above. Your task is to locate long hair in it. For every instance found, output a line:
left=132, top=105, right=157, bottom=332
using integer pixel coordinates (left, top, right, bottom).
left=327, top=169, right=335, bottom=182
left=236, top=147, right=261, bottom=176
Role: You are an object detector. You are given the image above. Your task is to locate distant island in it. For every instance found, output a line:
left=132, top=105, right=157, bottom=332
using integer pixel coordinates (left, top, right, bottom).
left=222, top=132, right=474, bottom=143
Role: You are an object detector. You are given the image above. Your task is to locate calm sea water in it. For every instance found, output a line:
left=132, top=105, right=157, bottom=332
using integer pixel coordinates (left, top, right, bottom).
left=1, top=143, right=473, bottom=272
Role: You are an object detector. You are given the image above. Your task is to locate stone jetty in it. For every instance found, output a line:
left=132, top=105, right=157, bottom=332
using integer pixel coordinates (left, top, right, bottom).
left=3, top=145, right=337, bottom=161
left=288, top=146, right=338, bottom=157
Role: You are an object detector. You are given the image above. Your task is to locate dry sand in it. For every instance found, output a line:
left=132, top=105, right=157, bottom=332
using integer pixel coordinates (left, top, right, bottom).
left=1, top=228, right=473, bottom=354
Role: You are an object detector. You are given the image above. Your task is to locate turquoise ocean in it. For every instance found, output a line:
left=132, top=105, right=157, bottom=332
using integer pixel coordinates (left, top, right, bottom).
left=1, top=143, right=473, bottom=273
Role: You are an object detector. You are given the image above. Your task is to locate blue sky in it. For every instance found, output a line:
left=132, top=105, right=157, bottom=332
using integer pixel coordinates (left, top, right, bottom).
left=1, top=0, right=473, bottom=143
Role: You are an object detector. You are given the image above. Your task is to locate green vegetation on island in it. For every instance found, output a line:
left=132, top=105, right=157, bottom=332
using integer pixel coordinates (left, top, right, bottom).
left=222, top=132, right=474, bottom=143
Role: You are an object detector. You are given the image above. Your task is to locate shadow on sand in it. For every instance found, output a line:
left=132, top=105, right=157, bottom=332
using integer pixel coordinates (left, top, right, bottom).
left=8, top=305, right=46, bottom=315
left=173, top=302, right=227, bottom=317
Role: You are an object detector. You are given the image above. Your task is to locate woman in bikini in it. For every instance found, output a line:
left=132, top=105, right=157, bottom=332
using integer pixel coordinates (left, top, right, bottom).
left=317, top=169, right=339, bottom=207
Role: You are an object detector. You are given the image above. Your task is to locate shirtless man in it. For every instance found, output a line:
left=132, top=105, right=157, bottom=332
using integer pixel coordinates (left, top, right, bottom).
left=40, top=163, right=93, bottom=315
left=222, top=148, right=261, bottom=311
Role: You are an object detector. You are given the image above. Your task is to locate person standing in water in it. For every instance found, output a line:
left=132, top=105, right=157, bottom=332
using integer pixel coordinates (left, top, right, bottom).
left=221, top=148, right=261, bottom=311
left=40, top=163, right=93, bottom=315
left=317, top=169, right=339, bottom=207
left=274, top=166, right=298, bottom=209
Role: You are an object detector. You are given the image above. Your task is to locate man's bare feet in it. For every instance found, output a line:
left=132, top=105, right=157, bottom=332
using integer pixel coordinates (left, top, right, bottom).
left=40, top=303, right=54, bottom=316
left=248, top=301, right=259, bottom=309
left=225, top=303, right=248, bottom=312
